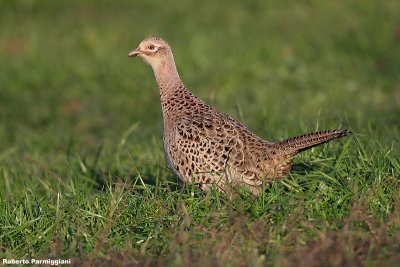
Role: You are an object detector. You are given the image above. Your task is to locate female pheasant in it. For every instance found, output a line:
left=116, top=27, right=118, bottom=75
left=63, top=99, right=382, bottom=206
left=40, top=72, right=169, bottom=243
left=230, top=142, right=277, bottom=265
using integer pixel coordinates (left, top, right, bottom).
left=129, top=36, right=349, bottom=194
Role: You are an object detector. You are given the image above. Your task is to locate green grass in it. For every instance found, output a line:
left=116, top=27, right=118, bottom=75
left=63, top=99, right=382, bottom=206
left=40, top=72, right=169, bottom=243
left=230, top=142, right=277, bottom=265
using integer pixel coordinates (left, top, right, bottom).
left=1, top=0, right=399, bottom=266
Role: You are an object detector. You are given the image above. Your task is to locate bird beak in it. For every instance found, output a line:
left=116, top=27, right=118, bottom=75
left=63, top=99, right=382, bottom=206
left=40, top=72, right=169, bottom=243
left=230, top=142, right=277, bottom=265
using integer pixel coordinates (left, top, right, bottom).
left=128, top=48, right=142, bottom=58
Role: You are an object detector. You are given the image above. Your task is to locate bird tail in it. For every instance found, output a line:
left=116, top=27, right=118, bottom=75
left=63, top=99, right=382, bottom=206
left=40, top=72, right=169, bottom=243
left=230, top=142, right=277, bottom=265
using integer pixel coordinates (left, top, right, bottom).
left=277, top=129, right=350, bottom=154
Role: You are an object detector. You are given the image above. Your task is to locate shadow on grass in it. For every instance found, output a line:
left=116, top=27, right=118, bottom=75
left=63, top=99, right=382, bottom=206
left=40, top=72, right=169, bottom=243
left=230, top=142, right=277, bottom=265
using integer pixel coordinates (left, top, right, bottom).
left=88, top=166, right=182, bottom=193
left=290, top=162, right=314, bottom=175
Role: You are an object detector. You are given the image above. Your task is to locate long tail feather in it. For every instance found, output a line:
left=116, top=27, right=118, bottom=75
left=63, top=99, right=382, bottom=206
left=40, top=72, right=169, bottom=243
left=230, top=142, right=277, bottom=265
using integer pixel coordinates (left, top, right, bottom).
left=277, top=129, right=350, bottom=153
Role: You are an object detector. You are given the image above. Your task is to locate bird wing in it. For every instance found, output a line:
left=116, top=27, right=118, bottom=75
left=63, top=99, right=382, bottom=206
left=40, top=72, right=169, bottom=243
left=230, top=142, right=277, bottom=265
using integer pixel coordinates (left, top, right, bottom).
left=166, top=108, right=264, bottom=188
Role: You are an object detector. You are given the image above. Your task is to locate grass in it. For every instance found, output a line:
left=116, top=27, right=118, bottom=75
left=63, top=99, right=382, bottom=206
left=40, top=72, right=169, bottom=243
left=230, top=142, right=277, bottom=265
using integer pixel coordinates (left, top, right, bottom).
left=0, top=0, right=399, bottom=266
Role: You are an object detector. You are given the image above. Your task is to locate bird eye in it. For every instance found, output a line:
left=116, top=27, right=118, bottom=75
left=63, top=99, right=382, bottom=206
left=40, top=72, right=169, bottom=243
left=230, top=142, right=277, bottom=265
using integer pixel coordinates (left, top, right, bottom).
left=148, top=45, right=155, bottom=50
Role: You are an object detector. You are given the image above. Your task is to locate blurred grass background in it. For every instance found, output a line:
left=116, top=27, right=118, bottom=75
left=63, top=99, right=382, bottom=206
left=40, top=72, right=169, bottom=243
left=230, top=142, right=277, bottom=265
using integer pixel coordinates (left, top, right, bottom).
left=0, top=0, right=399, bottom=266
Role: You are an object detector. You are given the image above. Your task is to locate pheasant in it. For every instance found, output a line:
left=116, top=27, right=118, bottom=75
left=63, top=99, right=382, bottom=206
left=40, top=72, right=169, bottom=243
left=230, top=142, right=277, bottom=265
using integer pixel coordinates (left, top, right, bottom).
left=129, top=36, right=349, bottom=194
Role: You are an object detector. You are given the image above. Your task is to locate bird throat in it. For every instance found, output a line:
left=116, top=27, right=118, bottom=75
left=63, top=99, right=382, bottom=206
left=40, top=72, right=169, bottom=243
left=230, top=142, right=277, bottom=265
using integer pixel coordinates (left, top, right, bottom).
left=154, top=59, right=185, bottom=102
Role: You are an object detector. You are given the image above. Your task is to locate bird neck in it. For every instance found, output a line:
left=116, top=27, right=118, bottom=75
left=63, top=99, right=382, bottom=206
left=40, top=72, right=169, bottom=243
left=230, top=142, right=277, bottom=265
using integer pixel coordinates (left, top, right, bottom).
left=153, top=58, right=185, bottom=101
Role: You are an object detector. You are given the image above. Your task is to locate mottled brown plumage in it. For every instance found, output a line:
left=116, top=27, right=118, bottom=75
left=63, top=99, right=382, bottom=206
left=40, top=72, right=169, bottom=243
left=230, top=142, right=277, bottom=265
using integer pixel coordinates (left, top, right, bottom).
left=129, top=36, right=349, bottom=194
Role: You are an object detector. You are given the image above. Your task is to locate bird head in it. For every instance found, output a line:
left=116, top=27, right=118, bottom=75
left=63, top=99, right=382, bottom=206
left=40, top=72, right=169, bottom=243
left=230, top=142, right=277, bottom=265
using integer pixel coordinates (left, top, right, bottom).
left=129, top=36, right=172, bottom=69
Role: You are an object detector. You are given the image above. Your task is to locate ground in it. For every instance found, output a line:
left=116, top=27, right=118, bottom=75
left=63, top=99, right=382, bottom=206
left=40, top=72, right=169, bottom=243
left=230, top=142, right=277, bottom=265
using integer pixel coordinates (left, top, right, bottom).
left=0, top=0, right=399, bottom=266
